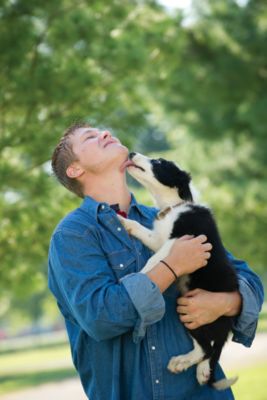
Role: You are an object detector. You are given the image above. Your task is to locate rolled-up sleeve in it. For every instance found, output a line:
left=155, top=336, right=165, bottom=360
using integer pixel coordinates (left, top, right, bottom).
left=227, top=251, right=264, bottom=347
left=48, top=228, right=165, bottom=342
left=121, top=273, right=165, bottom=342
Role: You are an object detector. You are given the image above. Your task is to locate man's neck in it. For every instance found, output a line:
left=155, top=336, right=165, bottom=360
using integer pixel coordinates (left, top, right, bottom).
left=83, top=171, right=132, bottom=213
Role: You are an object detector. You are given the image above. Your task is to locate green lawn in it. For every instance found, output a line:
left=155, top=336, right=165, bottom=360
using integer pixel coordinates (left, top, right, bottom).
left=0, top=339, right=267, bottom=399
left=0, top=367, right=77, bottom=395
left=0, top=342, right=77, bottom=395
left=226, top=363, right=267, bottom=400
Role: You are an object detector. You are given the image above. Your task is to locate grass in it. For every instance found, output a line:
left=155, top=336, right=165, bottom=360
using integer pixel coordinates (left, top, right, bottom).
left=0, top=330, right=267, bottom=398
left=227, top=362, right=267, bottom=400
left=1, top=342, right=70, bottom=372
left=0, top=367, right=77, bottom=395
left=1, top=346, right=267, bottom=399
left=0, top=341, right=77, bottom=395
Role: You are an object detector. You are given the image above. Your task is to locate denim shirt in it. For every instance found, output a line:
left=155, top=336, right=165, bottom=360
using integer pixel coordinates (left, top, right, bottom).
left=48, top=195, right=264, bottom=400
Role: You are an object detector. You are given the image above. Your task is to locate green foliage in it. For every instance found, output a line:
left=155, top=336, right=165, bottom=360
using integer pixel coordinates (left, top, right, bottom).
left=144, top=0, right=267, bottom=272
left=0, top=0, right=172, bottom=322
left=0, top=0, right=266, bottom=325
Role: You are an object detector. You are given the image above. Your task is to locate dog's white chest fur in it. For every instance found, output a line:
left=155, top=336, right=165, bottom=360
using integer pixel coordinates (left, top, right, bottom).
left=153, top=204, right=190, bottom=248
left=118, top=203, right=191, bottom=276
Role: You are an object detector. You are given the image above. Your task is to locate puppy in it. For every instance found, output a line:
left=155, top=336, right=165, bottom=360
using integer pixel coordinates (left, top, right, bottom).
left=119, top=152, right=238, bottom=390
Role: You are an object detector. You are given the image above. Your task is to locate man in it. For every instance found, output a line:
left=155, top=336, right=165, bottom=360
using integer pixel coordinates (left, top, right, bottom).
left=48, top=123, right=263, bottom=400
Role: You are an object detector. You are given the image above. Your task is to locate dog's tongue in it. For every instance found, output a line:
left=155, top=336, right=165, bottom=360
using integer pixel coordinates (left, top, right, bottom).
left=120, top=159, right=136, bottom=172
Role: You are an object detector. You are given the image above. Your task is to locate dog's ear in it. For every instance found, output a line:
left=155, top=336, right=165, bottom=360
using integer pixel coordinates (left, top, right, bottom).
left=178, top=185, right=193, bottom=202
left=176, top=171, right=193, bottom=202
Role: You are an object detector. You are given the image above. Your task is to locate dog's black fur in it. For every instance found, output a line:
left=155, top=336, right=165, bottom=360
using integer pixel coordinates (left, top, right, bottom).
left=151, top=157, right=239, bottom=386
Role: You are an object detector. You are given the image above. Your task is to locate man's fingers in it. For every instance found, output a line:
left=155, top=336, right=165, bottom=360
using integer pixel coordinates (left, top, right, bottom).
left=179, top=314, right=193, bottom=323
left=177, top=305, right=187, bottom=313
left=178, top=235, right=195, bottom=241
left=177, top=297, right=189, bottom=306
left=203, top=242, right=212, bottom=251
left=184, top=321, right=198, bottom=330
left=195, top=234, right=208, bottom=244
left=184, top=289, right=201, bottom=297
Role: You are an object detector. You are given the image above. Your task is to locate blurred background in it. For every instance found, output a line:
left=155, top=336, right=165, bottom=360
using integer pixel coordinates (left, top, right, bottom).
left=0, top=0, right=266, bottom=399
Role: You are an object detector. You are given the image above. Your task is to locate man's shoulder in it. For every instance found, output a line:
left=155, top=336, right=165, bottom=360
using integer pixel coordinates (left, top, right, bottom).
left=52, top=206, right=96, bottom=237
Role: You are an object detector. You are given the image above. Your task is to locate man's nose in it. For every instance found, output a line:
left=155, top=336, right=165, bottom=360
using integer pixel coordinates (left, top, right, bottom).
left=100, top=130, right=112, bottom=140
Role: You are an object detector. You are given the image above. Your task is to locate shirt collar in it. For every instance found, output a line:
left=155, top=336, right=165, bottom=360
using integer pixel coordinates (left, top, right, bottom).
left=80, top=193, right=148, bottom=220
left=128, top=193, right=148, bottom=218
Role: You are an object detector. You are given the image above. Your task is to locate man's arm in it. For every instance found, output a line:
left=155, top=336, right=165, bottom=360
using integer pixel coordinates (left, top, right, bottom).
left=177, top=252, right=264, bottom=347
left=177, top=288, right=242, bottom=330
left=49, top=229, right=211, bottom=343
left=227, top=251, right=264, bottom=346
left=48, top=228, right=165, bottom=343
left=146, top=235, right=212, bottom=292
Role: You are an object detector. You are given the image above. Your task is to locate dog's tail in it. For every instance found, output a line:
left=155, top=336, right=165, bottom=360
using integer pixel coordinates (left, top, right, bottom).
left=212, top=375, right=238, bottom=391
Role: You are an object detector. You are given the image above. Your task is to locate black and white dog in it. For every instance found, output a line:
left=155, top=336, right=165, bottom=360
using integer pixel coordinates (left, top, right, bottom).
left=119, top=152, right=239, bottom=390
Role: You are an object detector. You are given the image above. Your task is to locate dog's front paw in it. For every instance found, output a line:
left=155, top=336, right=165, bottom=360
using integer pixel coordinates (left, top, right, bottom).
left=117, top=214, right=129, bottom=231
left=167, top=355, right=193, bottom=374
left=196, top=359, right=210, bottom=385
left=117, top=215, right=138, bottom=235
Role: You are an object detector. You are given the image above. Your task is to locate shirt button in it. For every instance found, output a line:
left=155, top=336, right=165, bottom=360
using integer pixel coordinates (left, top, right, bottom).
left=151, top=346, right=156, bottom=350
left=155, top=379, right=160, bottom=384
left=117, top=227, right=122, bottom=231
left=119, top=264, right=124, bottom=268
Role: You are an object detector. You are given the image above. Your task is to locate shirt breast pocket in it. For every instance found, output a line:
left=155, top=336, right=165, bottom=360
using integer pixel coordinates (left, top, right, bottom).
left=107, top=249, right=137, bottom=279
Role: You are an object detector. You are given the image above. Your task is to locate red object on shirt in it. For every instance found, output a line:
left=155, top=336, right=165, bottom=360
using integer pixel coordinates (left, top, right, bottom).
left=116, top=210, right=128, bottom=218
left=110, top=204, right=128, bottom=218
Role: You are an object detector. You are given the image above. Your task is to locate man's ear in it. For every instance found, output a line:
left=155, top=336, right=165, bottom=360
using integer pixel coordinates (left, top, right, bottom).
left=66, top=163, right=84, bottom=179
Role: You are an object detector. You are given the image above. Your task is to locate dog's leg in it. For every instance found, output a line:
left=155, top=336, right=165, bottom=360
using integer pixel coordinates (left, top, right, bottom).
left=209, top=335, right=238, bottom=390
left=118, top=215, right=162, bottom=252
left=168, top=338, right=205, bottom=374
left=141, top=239, right=175, bottom=273
left=196, top=359, right=211, bottom=385
left=190, top=330, right=214, bottom=385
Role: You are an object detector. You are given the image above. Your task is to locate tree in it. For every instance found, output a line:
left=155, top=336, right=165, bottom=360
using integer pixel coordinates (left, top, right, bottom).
left=1, top=0, right=266, bottom=326
left=145, top=0, right=267, bottom=271
left=0, top=0, right=175, bottom=322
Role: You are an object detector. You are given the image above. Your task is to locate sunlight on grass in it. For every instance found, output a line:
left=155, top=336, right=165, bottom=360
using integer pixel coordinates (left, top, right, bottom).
left=0, top=342, right=76, bottom=395
left=1, top=338, right=267, bottom=398
left=0, top=342, right=72, bottom=373
left=0, top=367, right=77, bottom=395
left=226, top=362, right=267, bottom=400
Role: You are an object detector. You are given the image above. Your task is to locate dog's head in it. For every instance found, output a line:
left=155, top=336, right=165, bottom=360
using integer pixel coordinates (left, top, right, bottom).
left=126, top=152, right=193, bottom=207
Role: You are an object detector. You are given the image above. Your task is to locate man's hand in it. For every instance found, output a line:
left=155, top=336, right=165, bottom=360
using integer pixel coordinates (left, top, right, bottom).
left=145, top=235, right=212, bottom=294
left=177, top=288, right=242, bottom=330
left=165, top=235, right=212, bottom=277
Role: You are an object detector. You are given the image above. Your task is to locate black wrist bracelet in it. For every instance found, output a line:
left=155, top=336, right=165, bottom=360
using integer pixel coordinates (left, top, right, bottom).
left=160, top=260, right=179, bottom=281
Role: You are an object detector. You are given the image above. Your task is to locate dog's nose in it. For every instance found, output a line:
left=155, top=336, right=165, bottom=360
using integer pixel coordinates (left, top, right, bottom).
left=129, top=152, right=136, bottom=160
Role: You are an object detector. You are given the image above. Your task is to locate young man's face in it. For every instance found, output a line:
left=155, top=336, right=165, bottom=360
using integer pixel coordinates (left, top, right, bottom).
left=70, top=127, right=128, bottom=175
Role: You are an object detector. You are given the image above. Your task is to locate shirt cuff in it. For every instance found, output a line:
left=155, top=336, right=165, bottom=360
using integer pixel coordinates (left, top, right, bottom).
left=232, top=276, right=260, bottom=347
left=121, top=273, right=165, bottom=343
